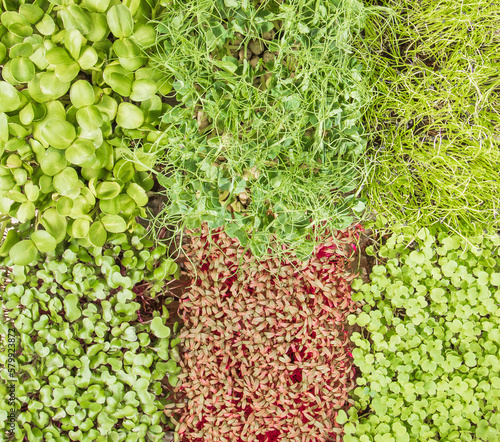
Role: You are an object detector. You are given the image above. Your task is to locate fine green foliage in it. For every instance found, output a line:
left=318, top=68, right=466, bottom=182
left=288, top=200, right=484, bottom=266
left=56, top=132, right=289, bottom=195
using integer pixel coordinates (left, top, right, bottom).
left=0, top=0, right=172, bottom=261
left=150, top=0, right=371, bottom=258
left=363, top=0, right=500, bottom=234
left=346, top=227, right=500, bottom=441
left=0, top=228, right=181, bottom=441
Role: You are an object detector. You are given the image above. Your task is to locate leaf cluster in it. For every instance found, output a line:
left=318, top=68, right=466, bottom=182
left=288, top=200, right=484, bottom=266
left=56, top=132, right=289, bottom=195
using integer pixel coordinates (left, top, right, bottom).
left=345, top=227, right=500, bottom=441
left=0, top=229, right=181, bottom=441
left=168, top=223, right=360, bottom=441
left=0, top=0, right=173, bottom=263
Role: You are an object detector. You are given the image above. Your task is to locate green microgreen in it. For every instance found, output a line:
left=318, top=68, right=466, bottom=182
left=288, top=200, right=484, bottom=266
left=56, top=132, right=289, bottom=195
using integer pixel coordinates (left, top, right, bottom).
left=147, top=0, right=372, bottom=259
left=362, top=0, right=500, bottom=235
left=0, top=0, right=173, bottom=262
left=346, top=226, right=500, bottom=441
left=0, top=228, right=180, bottom=441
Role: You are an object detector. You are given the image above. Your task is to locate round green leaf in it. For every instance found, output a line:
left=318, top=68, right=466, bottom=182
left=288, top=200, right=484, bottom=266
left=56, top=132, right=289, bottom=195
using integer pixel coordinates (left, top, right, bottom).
left=336, top=410, right=348, bottom=425
left=9, top=240, right=38, bottom=265
left=13, top=168, right=28, bottom=186
left=10, top=57, right=35, bottom=83
left=103, top=64, right=133, bottom=96
left=65, top=139, right=95, bottom=165
left=109, top=73, right=133, bottom=97
left=56, top=197, right=74, bottom=216
left=153, top=265, right=168, bottom=280
left=107, top=5, right=134, bottom=38
left=54, top=62, right=80, bottom=83
left=130, top=79, right=158, bottom=102
left=79, top=154, right=101, bottom=170
left=53, top=167, right=79, bottom=196
left=30, top=102, right=47, bottom=122
left=0, top=112, right=8, bottom=142
left=141, top=95, right=162, bottom=123
left=34, top=342, right=50, bottom=357
left=2, top=12, right=33, bottom=38
left=24, top=181, right=40, bottom=202
left=86, top=12, right=109, bottom=42
left=101, top=215, right=127, bottom=233
left=99, top=198, right=121, bottom=217
left=41, top=119, right=76, bottom=149
left=96, top=95, right=118, bottom=121
left=46, top=47, right=73, bottom=65
left=64, top=29, right=84, bottom=60
left=38, top=175, right=54, bottom=193
left=37, top=71, right=71, bottom=98
left=76, top=105, right=103, bottom=131
left=0, top=81, right=21, bottom=112
left=89, top=221, right=107, bottom=247
left=40, top=148, right=68, bottom=176
left=77, top=46, right=99, bottom=70
left=7, top=116, right=30, bottom=138
left=16, top=201, right=36, bottom=222
left=0, top=229, right=19, bottom=257
left=31, top=230, right=57, bottom=252
left=72, top=219, right=90, bottom=238
left=83, top=0, right=111, bottom=13
left=19, top=103, right=35, bottom=125
left=28, top=72, right=71, bottom=103
left=113, top=38, right=143, bottom=71
left=35, top=14, right=56, bottom=36
left=0, top=62, right=18, bottom=86
left=168, top=374, right=178, bottom=387
left=116, top=103, right=144, bottom=129
left=0, top=43, right=6, bottom=64
left=96, top=181, right=121, bottom=200
left=9, top=42, right=34, bottom=58
left=1, top=11, right=30, bottom=28
left=133, top=24, right=156, bottom=48
left=409, top=250, right=425, bottom=265
left=491, top=273, right=500, bottom=286
left=113, top=38, right=140, bottom=59
left=9, top=23, right=33, bottom=39
left=70, top=80, right=95, bottom=109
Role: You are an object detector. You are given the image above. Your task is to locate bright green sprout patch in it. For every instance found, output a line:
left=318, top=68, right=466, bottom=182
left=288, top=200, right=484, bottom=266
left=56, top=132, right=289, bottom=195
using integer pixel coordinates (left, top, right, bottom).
left=149, top=0, right=372, bottom=259
left=346, top=227, right=500, bottom=441
left=363, top=0, right=500, bottom=235
left=0, top=230, right=181, bottom=441
left=0, top=0, right=172, bottom=259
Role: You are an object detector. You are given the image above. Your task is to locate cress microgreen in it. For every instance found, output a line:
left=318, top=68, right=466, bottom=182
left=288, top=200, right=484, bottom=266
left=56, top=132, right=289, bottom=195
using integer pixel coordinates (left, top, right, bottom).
left=346, top=226, right=500, bottom=441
